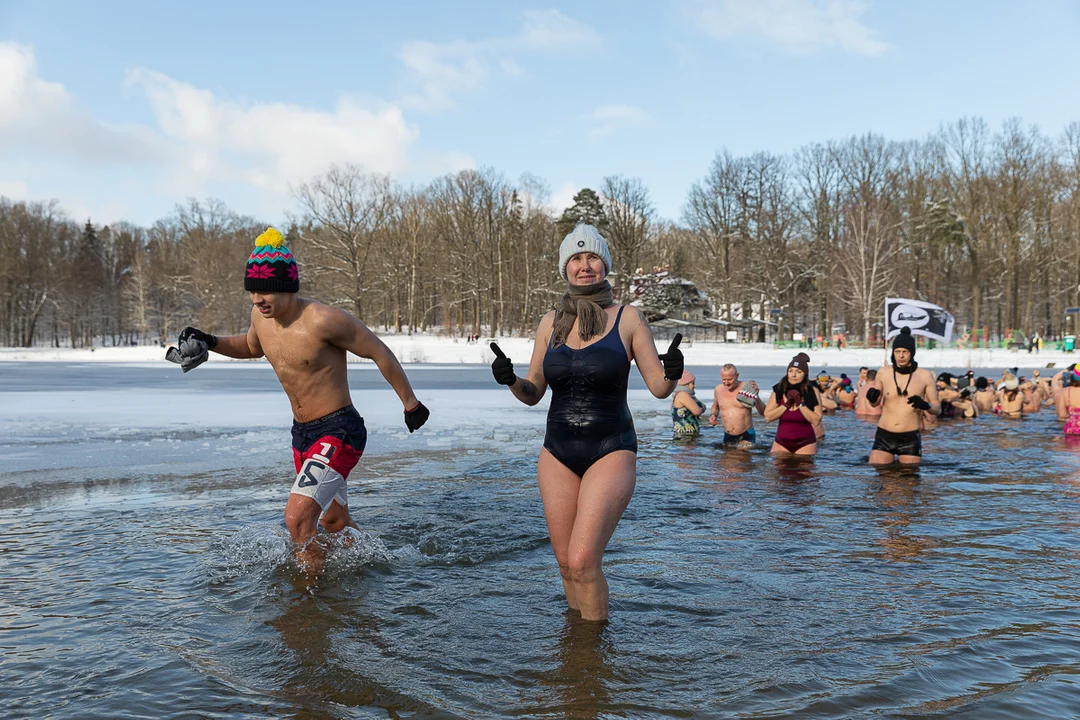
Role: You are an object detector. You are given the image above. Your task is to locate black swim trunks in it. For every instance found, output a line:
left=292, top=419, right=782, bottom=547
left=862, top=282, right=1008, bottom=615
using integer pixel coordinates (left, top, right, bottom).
left=872, top=427, right=921, bottom=458
left=723, top=427, right=756, bottom=444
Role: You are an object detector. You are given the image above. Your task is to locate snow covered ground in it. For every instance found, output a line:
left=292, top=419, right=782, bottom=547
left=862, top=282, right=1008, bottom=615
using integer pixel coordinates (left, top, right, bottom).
left=0, top=335, right=1073, bottom=371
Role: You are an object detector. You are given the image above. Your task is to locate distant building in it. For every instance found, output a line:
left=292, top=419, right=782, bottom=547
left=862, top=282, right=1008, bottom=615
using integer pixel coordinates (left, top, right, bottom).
left=626, top=266, right=777, bottom=343
left=628, top=267, right=712, bottom=323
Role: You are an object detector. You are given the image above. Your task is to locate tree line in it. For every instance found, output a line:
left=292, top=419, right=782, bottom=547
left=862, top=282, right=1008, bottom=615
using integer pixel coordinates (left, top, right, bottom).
left=3, top=116, right=1080, bottom=349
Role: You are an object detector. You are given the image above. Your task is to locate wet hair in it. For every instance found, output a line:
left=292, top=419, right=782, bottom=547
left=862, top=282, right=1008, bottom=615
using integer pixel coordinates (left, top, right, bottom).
left=975, top=377, right=988, bottom=390
left=721, top=363, right=737, bottom=375
left=866, top=369, right=877, bottom=381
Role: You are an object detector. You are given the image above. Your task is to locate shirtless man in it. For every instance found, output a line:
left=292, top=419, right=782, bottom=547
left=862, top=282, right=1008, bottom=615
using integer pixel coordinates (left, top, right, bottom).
left=708, top=363, right=765, bottom=444
left=972, top=377, right=996, bottom=413
left=865, top=327, right=940, bottom=465
left=1020, top=380, right=1041, bottom=415
left=167, top=227, right=429, bottom=574
left=855, top=369, right=882, bottom=417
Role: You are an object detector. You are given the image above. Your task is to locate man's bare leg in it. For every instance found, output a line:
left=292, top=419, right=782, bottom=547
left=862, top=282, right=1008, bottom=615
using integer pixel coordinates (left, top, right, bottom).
left=284, top=494, right=327, bottom=575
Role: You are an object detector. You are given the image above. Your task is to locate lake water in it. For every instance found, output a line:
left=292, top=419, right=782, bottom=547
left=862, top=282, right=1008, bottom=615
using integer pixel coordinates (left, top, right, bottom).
left=3, top=363, right=1080, bottom=719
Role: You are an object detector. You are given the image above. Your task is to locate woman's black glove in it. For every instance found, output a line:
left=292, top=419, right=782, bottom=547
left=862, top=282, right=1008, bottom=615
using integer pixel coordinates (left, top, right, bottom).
left=489, top=343, right=516, bottom=386
left=907, top=395, right=931, bottom=411
left=658, top=334, right=684, bottom=381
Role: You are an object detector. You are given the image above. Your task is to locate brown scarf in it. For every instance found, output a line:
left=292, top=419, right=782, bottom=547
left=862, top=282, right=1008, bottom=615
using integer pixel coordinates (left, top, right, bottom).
left=551, top=279, right=615, bottom=348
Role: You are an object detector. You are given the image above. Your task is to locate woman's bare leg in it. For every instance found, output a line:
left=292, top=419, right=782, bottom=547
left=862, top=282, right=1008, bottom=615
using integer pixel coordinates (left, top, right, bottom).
left=566, top=451, right=636, bottom=621
left=538, top=448, right=583, bottom=610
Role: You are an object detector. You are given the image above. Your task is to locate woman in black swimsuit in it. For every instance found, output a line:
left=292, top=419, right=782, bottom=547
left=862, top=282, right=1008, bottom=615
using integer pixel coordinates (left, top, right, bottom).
left=489, top=224, right=682, bottom=621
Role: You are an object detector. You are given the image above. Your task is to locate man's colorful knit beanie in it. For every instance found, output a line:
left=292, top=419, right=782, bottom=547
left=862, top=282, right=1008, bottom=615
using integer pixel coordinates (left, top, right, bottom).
left=244, top=227, right=299, bottom=293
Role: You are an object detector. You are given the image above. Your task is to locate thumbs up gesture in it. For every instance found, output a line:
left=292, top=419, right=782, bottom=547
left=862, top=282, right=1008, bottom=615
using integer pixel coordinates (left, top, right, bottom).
left=490, top=342, right=517, bottom=386
left=658, top=333, right=684, bottom=381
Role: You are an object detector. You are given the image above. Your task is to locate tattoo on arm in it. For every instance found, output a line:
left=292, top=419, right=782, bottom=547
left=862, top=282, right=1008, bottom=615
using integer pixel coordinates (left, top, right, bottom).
left=519, top=380, right=537, bottom=399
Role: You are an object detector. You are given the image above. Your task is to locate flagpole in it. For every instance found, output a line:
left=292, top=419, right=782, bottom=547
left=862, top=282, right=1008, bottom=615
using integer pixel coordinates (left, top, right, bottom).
left=883, top=297, right=889, bottom=367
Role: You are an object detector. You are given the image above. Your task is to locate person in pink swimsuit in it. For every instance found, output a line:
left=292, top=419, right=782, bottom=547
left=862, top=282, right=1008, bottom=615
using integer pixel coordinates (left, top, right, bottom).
left=1057, top=365, right=1080, bottom=436
left=764, top=353, right=824, bottom=456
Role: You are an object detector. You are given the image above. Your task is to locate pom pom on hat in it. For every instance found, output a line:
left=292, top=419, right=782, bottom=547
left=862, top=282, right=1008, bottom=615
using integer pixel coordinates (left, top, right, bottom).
left=255, top=227, right=285, bottom=249
left=892, top=326, right=917, bottom=354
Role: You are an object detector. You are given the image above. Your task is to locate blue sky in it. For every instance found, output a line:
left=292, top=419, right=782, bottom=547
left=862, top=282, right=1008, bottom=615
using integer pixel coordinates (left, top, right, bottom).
left=2, top=0, right=1079, bottom=226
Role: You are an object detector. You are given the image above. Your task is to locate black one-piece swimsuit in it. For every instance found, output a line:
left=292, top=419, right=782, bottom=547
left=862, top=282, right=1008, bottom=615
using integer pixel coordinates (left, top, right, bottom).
left=542, top=306, right=638, bottom=477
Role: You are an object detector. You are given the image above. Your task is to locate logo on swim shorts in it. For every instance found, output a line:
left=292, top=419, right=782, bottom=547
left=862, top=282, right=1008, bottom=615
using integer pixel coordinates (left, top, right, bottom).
left=891, top=304, right=929, bottom=329
left=577, top=240, right=585, bottom=247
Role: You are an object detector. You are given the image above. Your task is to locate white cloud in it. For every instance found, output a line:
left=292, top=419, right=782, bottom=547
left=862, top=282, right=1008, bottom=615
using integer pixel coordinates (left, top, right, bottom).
left=399, top=10, right=599, bottom=111
left=587, top=104, right=650, bottom=139
left=126, top=67, right=417, bottom=201
left=684, top=0, right=889, bottom=56
left=550, top=181, right=580, bottom=215
left=518, top=9, right=601, bottom=51
left=0, top=41, right=426, bottom=220
left=0, top=179, right=29, bottom=199
left=0, top=43, right=162, bottom=163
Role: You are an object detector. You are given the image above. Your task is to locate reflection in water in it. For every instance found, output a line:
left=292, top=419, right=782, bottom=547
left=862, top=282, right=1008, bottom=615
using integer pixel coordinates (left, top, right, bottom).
left=772, top=454, right=817, bottom=488
left=870, top=469, right=932, bottom=562
left=545, top=617, right=614, bottom=720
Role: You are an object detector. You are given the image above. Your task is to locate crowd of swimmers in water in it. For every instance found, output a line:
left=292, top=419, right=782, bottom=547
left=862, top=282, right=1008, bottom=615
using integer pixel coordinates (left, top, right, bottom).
left=671, top=341, right=1080, bottom=457
left=169, top=222, right=1080, bottom=622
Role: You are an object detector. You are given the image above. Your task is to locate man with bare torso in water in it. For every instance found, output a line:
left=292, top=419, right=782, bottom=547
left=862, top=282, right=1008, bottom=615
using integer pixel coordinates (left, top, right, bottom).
left=167, top=228, right=429, bottom=575
left=865, top=327, right=940, bottom=465
left=707, top=364, right=765, bottom=445
left=855, top=369, right=882, bottom=417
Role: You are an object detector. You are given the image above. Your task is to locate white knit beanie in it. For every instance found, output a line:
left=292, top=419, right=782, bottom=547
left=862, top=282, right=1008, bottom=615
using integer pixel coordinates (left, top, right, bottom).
left=559, top=224, right=612, bottom=281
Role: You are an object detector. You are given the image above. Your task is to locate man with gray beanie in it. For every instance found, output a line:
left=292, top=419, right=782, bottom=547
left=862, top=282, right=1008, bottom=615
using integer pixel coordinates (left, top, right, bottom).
left=866, top=326, right=940, bottom=464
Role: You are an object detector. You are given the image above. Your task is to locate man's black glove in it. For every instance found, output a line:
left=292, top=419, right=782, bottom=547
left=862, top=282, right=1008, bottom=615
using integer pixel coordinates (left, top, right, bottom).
left=165, top=328, right=216, bottom=373
left=907, top=395, right=931, bottom=411
left=490, top=343, right=516, bottom=386
left=658, top=334, right=684, bottom=381
left=866, top=387, right=882, bottom=405
left=404, top=401, right=430, bottom=433
left=179, top=326, right=218, bottom=350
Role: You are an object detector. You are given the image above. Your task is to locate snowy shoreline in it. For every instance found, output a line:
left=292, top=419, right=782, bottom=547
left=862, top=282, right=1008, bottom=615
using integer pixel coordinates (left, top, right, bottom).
left=0, top=337, right=1073, bottom=371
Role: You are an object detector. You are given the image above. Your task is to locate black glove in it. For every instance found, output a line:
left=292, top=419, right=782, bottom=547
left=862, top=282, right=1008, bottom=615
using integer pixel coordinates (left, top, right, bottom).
left=165, top=334, right=212, bottom=373
left=490, top=343, right=516, bottom=386
left=179, top=326, right=218, bottom=350
left=404, top=401, right=429, bottom=433
left=866, top=387, right=882, bottom=405
left=907, top=395, right=931, bottom=411
left=658, top=334, right=684, bottom=381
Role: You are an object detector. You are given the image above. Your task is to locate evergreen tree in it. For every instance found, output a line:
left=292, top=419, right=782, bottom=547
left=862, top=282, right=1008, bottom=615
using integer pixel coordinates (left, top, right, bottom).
left=556, top=188, right=609, bottom=237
